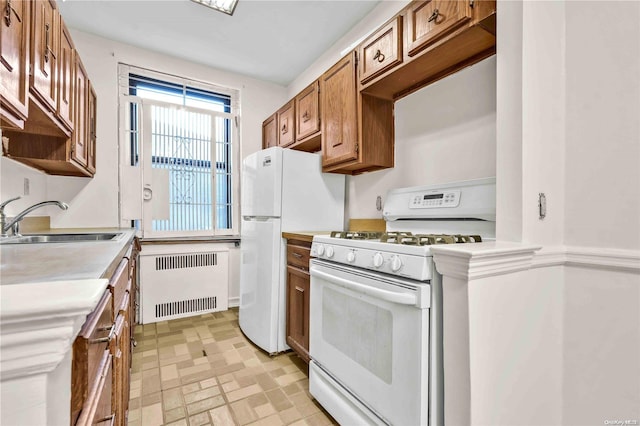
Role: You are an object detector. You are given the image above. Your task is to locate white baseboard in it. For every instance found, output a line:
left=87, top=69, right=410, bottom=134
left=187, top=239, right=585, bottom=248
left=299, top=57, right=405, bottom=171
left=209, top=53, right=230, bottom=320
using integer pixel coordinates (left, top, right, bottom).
left=228, top=297, right=240, bottom=308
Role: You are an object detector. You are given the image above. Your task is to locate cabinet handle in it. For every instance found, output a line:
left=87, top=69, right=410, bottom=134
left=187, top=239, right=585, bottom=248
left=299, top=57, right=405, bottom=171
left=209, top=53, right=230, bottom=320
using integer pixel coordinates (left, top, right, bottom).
left=90, top=324, right=115, bottom=344
left=292, top=252, right=303, bottom=259
left=302, top=111, right=310, bottom=122
left=95, top=414, right=116, bottom=426
left=428, top=8, right=440, bottom=23
left=4, top=0, right=21, bottom=27
left=131, top=337, right=137, bottom=347
left=373, top=49, right=385, bottom=63
left=281, top=123, right=287, bottom=134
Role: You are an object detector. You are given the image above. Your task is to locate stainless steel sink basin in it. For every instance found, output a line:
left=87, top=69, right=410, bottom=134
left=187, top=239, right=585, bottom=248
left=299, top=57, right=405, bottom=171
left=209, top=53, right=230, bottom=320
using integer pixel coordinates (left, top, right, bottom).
left=0, top=233, right=123, bottom=244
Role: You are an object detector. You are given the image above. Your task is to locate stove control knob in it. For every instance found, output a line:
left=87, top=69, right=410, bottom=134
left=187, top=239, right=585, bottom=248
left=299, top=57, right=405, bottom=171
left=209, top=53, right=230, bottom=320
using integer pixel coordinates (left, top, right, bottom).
left=326, top=246, right=335, bottom=258
left=347, top=250, right=356, bottom=263
left=373, top=252, right=384, bottom=268
left=316, top=244, right=325, bottom=256
left=390, top=255, right=403, bottom=272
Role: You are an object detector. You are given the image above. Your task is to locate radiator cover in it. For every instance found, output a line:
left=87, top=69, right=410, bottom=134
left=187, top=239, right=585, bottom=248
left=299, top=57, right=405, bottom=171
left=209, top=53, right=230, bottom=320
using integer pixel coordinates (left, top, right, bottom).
left=139, top=246, right=229, bottom=324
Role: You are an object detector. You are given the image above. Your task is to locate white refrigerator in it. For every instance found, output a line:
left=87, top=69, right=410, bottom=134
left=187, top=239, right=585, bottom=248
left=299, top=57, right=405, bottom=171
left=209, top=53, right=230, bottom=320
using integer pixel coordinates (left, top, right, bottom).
left=239, top=147, right=345, bottom=354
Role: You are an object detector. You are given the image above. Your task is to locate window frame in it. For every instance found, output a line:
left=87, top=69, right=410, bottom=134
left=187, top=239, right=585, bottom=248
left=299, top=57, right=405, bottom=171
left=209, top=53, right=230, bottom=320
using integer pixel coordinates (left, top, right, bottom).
left=117, top=65, right=240, bottom=238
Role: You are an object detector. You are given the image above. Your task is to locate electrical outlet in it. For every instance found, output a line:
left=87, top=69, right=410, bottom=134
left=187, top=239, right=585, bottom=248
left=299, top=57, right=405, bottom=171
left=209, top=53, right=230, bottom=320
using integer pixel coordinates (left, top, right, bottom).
left=23, top=178, right=30, bottom=196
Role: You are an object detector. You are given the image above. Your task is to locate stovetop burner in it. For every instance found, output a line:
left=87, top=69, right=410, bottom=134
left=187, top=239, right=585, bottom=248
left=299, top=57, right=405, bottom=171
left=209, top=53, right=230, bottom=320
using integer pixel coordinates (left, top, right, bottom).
left=328, top=230, right=482, bottom=245
left=380, top=232, right=482, bottom=246
left=381, top=232, right=482, bottom=246
left=330, top=231, right=383, bottom=240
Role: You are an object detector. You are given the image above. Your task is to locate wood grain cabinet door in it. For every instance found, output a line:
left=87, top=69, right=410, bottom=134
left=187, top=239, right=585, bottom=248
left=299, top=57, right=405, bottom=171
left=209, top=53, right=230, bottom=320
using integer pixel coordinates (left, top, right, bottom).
left=359, top=16, right=403, bottom=84
left=406, top=0, right=472, bottom=57
left=0, top=0, right=30, bottom=127
left=277, top=100, right=295, bottom=147
left=286, top=265, right=310, bottom=362
left=57, top=19, right=74, bottom=131
left=30, top=0, right=58, bottom=111
left=262, top=113, right=277, bottom=149
left=295, top=80, right=320, bottom=141
left=72, top=56, right=89, bottom=168
left=320, top=51, right=359, bottom=168
left=87, top=84, right=97, bottom=174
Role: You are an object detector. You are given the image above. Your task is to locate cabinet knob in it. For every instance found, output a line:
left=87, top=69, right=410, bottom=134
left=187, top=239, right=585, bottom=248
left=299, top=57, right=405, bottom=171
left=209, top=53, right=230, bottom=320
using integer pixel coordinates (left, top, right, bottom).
left=373, top=49, right=386, bottom=63
left=302, top=111, right=310, bottom=122
left=428, top=8, right=440, bottom=23
left=281, top=123, right=287, bottom=134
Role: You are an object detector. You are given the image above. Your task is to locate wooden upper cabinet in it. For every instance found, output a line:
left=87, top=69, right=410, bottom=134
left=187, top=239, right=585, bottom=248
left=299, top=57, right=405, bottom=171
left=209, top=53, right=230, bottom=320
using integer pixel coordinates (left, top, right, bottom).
left=277, top=100, right=295, bottom=147
left=73, top=57, right=89, bottom=168
left=30, top=0, right=58, bottom=111
left=262, top=113, right=277, bottom=149
left=320, top=52, right=359, bottom=168
left=295, top=80, right=320, bottom=142
left=359, top=16, right=403, bottom=84
left=57, top=19, right=74, bottom=130
left=87, top=84, right=97, bottom=174
left=0, top=0, right=30, bottom=128
left=406, top=0, right=472, bottom=57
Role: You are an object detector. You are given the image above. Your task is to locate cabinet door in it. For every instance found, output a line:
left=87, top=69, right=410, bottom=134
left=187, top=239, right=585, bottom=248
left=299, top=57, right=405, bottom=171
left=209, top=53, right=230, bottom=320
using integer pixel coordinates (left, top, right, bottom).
left=57, top=19, right=74, bottom=130
left=262, top=113, right=277, bottom=149
left=110, top=313, right=128, bottom=426
left=406, top=0, right=472, bottom=57
left=295, top=80, right=320, bottom=141
left=76, top=351, right=113, bottom=426
left=30, top=0, right=58, bottom=111
left=277, top=100, right=295, bottom=147
left=0, top=0, right=30, bottom=127
left=87, top=84, right=97, bottom=174
left=359, top=16, right=403, bottom=84
left=320, top=51, right=358, bottom=168
left=73, top=57, right=89, bottom=168
left=286, top=265, right=310, bottom=362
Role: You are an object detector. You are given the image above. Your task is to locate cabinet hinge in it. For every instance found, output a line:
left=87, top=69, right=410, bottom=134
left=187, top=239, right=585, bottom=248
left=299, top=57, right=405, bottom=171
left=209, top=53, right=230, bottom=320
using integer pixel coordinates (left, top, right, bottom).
left=355, top=142, right=359, bottom=155
left=70, top=142, right=75, bottom=154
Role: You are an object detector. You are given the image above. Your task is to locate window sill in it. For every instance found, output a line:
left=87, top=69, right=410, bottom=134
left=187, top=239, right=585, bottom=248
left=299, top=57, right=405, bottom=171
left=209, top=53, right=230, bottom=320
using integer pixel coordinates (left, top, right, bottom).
left=140, top=236, right=240, bottom=245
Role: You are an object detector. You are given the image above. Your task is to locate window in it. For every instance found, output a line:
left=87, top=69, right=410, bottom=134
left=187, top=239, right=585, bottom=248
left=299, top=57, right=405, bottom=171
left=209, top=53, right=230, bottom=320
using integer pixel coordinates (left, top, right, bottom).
left=118, top=65, right=239, bottom=237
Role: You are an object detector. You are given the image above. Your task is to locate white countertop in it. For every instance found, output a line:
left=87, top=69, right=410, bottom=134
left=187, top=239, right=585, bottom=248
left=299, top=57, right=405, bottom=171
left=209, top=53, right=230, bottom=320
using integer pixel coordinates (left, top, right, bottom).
left=0, top=228, right=137, bottom=285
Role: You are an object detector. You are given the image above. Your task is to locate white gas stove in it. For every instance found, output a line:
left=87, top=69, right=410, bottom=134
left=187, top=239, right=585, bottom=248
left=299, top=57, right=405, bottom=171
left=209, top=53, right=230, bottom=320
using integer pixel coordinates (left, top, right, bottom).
left=311, top=177, right=496, bottom=281
left=308, top=177, right=496, bottom=426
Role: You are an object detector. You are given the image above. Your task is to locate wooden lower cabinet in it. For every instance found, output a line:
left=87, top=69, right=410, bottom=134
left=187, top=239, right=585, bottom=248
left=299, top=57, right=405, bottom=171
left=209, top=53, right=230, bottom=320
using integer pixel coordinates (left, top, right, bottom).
left=72, top=238, right=139, bottom=426
left=285, top=239, right=312, bottom=363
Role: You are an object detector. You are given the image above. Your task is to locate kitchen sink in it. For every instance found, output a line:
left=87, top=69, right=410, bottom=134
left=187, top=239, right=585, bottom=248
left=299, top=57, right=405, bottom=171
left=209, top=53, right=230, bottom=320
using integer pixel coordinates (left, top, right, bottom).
left=0, top=233, right=124, bottom=245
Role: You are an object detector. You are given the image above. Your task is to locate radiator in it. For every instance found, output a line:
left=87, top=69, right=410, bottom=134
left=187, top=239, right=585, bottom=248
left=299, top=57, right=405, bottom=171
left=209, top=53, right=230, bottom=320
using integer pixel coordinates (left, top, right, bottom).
left=139, top=245, right=229, bottom=324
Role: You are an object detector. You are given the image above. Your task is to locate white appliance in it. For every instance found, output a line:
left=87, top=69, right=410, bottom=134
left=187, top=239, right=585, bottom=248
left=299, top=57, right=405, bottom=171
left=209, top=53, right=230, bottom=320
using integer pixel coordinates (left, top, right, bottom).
left=309, top=177, right=496, bottom=426
left=239, top=147, right=345, bottom=354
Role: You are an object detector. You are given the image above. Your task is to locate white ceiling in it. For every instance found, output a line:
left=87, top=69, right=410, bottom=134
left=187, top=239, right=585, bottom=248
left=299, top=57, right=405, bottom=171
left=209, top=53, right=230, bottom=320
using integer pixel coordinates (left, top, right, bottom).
left=58, top=0, right=380, bottom=86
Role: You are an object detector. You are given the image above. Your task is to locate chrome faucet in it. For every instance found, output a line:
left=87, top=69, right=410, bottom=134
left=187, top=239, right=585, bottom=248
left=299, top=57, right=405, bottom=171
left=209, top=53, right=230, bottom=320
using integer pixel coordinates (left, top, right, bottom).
left=0, top=196, right=69, bottom=237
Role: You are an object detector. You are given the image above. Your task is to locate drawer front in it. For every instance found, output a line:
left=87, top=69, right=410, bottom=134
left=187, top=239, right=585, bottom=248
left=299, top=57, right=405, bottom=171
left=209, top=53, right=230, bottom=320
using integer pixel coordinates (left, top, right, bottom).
left=406, top=0, right=472, bottom=57
left=108, top=258, right=129, bottom=322
left=72, top=291, right=113, bottom=424
left=287, top=244, right=311, bottom=270
left=360, top=16, right=403, bottom=84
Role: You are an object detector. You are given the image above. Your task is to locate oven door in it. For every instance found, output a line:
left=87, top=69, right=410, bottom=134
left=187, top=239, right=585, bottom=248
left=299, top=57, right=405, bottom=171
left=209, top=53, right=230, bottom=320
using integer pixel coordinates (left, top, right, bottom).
left=309, top=259, right=431, bottom=426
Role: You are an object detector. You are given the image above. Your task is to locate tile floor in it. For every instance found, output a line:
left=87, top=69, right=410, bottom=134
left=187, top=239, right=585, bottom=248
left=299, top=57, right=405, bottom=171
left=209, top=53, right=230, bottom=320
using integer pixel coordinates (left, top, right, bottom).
left=127, top=308, right=336, bottom=426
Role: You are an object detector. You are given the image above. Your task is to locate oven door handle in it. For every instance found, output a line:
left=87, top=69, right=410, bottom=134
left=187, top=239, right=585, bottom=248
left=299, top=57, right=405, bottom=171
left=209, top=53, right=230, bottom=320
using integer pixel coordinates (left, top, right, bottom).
left=311, top=267, right=418, bottom=306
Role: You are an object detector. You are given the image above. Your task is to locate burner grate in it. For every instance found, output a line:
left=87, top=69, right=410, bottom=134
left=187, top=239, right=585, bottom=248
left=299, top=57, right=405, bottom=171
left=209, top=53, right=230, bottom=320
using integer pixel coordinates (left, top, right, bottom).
left=380, top=232, right=482, bottom=245
left=330, top=231, right=383, bottom=240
